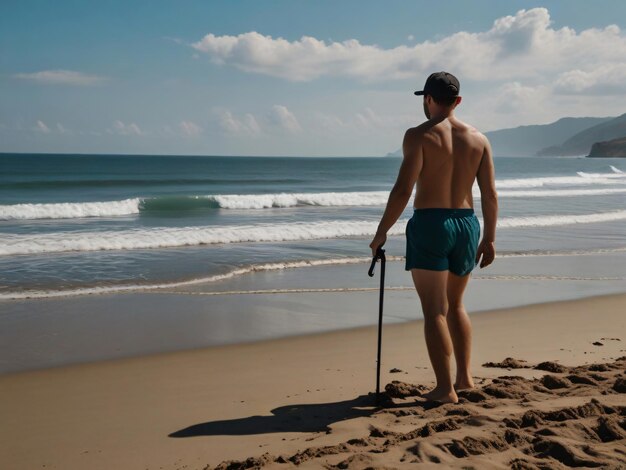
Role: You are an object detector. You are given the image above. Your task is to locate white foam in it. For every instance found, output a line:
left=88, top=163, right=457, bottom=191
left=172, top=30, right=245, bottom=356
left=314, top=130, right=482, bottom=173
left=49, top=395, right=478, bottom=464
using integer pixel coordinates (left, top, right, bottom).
left=496, top=174, right=626, bottom=189
left=611, top=165, right=624, bottom=174
left=211, top=191, right=390, bottom=209
left=0, top=256, right=405, bottom=300
left=0, top=220, right=389, bottom=255
left=496, top=187, right=626, bottom=197
left=0, top=198, right=140, bottom=220
left=2, top=210, right=626, bottom=256
left=576, top=171, right=626, bottom=179
left=199, top=186, right=626, bottom=207
left=496, top=210, right=626, bottom=228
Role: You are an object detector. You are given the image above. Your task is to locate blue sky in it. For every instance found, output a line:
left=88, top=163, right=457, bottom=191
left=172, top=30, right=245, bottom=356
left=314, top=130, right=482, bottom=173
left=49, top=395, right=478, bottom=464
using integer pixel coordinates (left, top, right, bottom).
left=2, top=0, right=626, bottom=156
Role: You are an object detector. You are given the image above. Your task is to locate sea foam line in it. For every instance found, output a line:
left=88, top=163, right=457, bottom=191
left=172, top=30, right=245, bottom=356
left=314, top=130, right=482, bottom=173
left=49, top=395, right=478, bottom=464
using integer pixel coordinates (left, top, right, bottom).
left=497, top=187, right=626, bottom=197
left=0, top=256, right=403, bottom=300
left=149, top=275, right=625, bottom=296
left=3, top=249, right=626, bottom=300
left=2, top=210, right=626, bottom=257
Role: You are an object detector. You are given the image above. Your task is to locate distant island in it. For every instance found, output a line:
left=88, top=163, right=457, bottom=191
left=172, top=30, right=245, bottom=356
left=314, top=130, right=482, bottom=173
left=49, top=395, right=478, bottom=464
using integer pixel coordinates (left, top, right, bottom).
left=386, top=113, right=626, bottom=158
left=588, top=137, right=626, bottom=158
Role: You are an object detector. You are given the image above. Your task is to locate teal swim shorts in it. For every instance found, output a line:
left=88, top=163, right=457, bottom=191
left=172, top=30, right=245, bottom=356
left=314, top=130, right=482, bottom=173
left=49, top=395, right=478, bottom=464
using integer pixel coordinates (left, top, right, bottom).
left=405, top=208, right=481, bottom=276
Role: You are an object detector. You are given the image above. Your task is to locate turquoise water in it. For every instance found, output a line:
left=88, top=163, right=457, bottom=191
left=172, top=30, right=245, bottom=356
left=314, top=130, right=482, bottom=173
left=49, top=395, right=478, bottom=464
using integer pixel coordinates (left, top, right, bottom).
left=1, top=154, right=625, bottom=298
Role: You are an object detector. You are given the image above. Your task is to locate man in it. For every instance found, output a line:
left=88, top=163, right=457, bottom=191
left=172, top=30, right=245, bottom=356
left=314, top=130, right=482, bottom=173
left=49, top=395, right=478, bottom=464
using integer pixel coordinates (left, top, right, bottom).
left=369, top=72, right=498, bottom=404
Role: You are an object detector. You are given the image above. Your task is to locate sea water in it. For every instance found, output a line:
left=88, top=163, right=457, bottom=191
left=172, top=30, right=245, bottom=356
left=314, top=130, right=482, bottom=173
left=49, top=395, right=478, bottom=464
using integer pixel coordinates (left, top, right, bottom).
left=1, top=154, right=625, bottom=299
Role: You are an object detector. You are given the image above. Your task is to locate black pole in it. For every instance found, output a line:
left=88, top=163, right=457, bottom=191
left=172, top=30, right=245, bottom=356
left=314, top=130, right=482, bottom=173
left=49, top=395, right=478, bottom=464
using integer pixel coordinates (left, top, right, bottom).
left=368, top=247, right=386, bottom=405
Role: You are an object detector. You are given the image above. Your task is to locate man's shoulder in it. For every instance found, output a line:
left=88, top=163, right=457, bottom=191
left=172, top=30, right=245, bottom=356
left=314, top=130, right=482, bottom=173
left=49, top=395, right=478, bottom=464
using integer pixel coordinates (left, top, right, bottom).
left=458, top=122, right=489, bottom=147
left=453, top=119, right=484, bottom=137
left=404, top=121, right=435, bottom=140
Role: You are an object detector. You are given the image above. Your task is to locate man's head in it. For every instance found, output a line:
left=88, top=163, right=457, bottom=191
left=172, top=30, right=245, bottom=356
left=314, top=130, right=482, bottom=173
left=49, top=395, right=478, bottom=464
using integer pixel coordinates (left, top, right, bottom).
left=414, top=71, right=461, bottom=118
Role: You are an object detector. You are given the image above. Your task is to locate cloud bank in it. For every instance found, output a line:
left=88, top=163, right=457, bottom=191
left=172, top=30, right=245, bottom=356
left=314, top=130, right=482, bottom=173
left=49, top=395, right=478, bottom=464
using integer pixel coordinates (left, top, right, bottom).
left=108, top=120, right=143, bottom=136
left=191, top=8, right=625, bottom=95
left=14, top=70, right=107, bottom=86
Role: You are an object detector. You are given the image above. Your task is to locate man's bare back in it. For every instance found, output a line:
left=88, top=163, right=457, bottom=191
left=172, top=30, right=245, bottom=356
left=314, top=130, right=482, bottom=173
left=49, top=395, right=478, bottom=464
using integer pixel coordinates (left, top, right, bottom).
left=407, top=116, right=488, bottom=210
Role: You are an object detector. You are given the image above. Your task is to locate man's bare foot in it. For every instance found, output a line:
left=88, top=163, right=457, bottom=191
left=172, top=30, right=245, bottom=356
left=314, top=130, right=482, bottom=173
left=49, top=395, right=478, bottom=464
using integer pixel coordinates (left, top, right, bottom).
left=421, top=387, right=458, bottom=404
left=454, top=379, right=475, bottom=391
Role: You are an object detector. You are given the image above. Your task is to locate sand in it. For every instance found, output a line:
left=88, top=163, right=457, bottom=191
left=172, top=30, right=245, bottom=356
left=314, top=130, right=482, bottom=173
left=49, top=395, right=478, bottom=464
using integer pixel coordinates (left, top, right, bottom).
left=1, top=293, right=625, bottom=469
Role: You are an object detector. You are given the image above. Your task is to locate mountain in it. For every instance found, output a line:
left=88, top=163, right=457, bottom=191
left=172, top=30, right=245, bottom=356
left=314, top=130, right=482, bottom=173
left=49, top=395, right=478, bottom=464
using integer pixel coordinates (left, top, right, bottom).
left=588, top=136, right=626, bottom=158
left=485, top=117, right=613, bottom=157
left=538, top=113, right=626, bottom=156
left=385, top=116, right=614, bottom=157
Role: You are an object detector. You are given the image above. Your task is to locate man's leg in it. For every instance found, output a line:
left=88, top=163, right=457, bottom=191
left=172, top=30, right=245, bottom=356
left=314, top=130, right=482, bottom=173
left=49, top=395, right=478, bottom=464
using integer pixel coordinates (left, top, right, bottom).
left=410, top=268, right=457, bottom=403
left=446, top=271, right=474, bottom=390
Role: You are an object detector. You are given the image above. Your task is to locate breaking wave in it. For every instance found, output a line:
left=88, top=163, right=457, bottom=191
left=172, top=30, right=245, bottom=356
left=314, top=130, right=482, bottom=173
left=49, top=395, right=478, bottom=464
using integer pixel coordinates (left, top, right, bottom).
left=2, top=210, right=626, bottom=256
left=2, top=167, right=624, bottom=221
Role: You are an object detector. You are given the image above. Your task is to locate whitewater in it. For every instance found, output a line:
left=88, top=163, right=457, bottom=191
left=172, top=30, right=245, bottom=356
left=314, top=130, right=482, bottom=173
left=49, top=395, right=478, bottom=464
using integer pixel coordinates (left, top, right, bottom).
left=2, top=167, right=626, bottom=221
left=2, top=210, right=626, bottom=256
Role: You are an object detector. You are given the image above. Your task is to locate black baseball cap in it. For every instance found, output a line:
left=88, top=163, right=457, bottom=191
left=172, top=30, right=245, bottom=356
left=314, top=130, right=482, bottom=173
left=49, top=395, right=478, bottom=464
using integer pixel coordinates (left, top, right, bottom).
left=414, top=72, right=460, bottom=99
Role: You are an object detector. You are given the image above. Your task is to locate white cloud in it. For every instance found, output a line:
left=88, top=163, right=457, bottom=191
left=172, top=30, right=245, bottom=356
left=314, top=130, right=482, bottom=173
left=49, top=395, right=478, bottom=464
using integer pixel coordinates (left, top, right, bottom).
left=35, top=120, right=51, bottom=133
left=14, top=70, right=107, bottom=86
left=179, top=120, right=202, bottom=136
left=269, top=105, right=301, bottom=133
left=407, top=34, right=414, bottom=41
left=213, top=106, right=301, bottom=136
left=355, top=107, right=383, bottom=129
left=31, top=120, right=74, bottom=135
left=492, top=82, right=542, bottom=114
left=191, top=8, right=626, bottom=85
left=109, top=120, right=143, bottom=136
left=56, top=123, right=69, bottom=134
left=314, top=113, right=351, bottom=133
left=314, top=108, right=413, bottom=134
left=244, top=113, right=261, bottom=134
left=217, top=110, right=261, bottom=136
left=553, top=64, right=626, bottom=95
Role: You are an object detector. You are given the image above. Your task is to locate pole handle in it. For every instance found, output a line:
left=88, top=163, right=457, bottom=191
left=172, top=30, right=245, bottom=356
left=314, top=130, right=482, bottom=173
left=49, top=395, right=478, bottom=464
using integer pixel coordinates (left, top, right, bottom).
left=368, top=247, right=386, bottom=277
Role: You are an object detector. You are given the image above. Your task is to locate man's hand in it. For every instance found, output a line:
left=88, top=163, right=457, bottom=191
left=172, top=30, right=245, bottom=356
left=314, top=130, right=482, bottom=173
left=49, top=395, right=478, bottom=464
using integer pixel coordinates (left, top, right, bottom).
left=475, top=239, right=495, bottom=268
left=369, top=232, right=387, bottom=256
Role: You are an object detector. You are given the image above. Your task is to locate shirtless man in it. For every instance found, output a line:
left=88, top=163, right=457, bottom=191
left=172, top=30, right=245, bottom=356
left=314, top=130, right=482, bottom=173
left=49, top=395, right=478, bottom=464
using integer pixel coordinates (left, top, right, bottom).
left=369, top=72, right=498, bottom=404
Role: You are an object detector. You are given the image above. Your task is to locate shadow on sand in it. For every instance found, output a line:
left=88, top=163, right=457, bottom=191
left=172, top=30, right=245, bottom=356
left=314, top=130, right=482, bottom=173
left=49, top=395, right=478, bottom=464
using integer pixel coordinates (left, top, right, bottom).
left=169, top=392, right=440, bottom=438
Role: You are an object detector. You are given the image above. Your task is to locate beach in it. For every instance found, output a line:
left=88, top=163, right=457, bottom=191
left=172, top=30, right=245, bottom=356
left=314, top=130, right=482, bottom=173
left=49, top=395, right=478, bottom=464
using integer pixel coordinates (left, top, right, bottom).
left=1, top=292, right=625, bottom=469
left=1, top=154, right=626, bottom=468
left=5, top=1, right=626, bottom=468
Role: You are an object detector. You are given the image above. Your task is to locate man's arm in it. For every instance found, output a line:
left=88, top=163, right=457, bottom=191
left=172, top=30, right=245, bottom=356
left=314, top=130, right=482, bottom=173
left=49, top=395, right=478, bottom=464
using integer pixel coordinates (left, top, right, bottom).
left=475, top=135, right=498, bottom=268
left=369, top=129, right=423, bottom=255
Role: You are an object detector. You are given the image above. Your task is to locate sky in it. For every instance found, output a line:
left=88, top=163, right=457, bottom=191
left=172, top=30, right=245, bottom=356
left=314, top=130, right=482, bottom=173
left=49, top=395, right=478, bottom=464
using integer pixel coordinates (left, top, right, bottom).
left=1, top=0, right=626, bottom=156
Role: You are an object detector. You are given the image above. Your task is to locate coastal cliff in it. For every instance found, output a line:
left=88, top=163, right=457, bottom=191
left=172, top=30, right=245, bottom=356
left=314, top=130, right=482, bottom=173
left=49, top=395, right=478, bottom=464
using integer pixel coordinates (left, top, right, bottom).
left=588, top=137, right=626, bottom=158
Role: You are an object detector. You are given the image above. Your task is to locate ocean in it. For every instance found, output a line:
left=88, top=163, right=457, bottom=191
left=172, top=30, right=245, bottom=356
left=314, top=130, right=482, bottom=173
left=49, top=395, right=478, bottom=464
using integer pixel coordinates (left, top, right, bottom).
left=1, top=154, right=625, bottom=300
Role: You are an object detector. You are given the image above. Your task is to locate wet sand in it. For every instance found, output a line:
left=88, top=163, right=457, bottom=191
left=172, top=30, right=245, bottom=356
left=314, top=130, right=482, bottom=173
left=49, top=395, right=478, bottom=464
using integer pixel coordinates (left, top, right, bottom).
left=1, top=293, right=625, bottom=469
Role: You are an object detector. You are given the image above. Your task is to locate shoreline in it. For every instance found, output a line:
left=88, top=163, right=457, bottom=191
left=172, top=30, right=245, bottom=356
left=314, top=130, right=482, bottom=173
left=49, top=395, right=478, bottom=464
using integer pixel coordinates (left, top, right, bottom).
left=1, top=293, right=624, bottom=469
left=2, top=246, right=626, bottom=301
left=2, top=254, right=625, bottom=375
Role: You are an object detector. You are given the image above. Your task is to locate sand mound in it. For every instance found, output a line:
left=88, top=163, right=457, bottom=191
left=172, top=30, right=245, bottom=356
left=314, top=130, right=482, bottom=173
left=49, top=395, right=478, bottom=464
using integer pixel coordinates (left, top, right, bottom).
left=208, top=357, right=626, bottom=469
left=384, top=381, right=426, bottom=398
left=482, top=357, right=531, bottom=369
left=534, top=361, right=568, bottom=373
